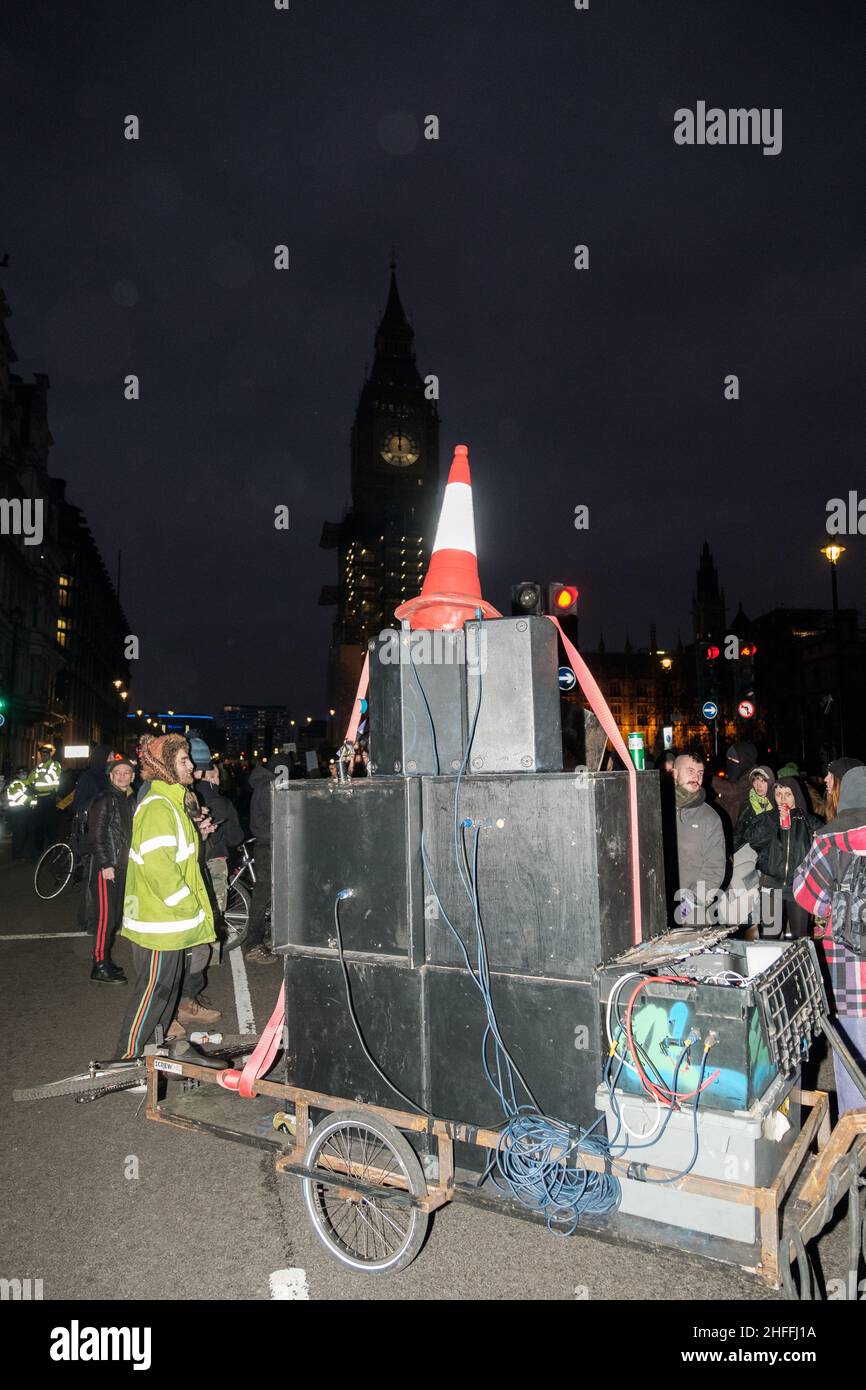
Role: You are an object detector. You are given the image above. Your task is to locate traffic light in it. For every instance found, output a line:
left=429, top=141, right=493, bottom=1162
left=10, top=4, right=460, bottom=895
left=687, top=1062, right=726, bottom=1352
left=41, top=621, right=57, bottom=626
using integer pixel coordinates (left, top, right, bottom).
left=737, top=642, right=757, bottom=717
left=697, top=640, right=723, bottom=706
left=511, top=581, right=545, bottom=616
left=549, top=583, right=579, bottom=617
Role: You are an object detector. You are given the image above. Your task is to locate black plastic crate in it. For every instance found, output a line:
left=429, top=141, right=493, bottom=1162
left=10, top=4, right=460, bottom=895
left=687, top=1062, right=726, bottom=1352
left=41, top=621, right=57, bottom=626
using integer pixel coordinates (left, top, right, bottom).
left=595, top=931, right=828, bottom=1114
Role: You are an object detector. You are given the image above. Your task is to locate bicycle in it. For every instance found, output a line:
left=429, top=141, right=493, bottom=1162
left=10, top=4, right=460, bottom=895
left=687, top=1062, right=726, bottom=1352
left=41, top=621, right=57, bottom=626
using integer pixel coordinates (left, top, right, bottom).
left=222, top=839, right=257, bottom=951
left=33, top=808, right=88, bottom=901
left=13, top=1035, right=258, bottom=1105
left=34, top=836, right=82, bottom=900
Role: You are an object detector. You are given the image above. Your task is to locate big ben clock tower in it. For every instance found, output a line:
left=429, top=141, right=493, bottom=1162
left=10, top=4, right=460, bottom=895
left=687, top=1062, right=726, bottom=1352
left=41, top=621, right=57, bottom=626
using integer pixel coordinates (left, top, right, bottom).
left=320, top=259, right=440, bottom=724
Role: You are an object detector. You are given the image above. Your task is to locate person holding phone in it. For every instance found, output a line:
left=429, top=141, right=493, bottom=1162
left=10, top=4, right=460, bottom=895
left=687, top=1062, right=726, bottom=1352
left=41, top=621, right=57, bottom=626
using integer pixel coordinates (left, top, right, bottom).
left=748, top=776, right=823, bottom=938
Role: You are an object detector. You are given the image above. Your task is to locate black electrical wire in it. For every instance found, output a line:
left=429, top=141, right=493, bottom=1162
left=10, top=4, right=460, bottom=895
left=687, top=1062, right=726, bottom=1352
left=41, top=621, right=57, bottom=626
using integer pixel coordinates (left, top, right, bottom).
left=409, top=642, right=440, bottom=775
left=332, top=892, right=429, bottom=1116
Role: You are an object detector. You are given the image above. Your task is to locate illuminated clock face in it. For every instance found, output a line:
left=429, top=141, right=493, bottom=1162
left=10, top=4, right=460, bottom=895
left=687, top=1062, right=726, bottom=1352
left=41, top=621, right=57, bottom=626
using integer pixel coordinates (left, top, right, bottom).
left=380, top=431, right=420, bottom=467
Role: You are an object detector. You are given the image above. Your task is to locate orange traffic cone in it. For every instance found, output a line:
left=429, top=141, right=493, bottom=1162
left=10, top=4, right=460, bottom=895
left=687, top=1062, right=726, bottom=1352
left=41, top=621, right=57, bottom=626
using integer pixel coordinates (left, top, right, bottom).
left=394, top=444, right=501, bottom=631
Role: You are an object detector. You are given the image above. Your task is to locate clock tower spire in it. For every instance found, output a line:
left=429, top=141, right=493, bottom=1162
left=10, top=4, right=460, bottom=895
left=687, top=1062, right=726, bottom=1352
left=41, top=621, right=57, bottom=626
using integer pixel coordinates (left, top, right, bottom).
left=320, top=261, right=440, bottom=724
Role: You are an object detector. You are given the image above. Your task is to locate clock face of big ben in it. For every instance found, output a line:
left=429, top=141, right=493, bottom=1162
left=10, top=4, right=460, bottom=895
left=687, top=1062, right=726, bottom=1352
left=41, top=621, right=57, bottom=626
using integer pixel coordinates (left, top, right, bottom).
left=380, top=430, right=420, bottom=467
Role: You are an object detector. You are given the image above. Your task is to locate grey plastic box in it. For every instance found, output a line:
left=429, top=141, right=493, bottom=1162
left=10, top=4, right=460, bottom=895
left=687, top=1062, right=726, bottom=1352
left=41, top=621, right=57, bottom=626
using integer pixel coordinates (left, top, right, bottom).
left=595, top=1073, right=801, bottom=1243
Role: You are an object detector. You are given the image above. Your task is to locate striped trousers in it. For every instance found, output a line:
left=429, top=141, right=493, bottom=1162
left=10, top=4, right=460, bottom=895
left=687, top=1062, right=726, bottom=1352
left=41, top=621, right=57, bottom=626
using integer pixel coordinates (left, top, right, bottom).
left=115, top=945, right=185, bottom=1059
left=92, top=867, right=124, bottom=965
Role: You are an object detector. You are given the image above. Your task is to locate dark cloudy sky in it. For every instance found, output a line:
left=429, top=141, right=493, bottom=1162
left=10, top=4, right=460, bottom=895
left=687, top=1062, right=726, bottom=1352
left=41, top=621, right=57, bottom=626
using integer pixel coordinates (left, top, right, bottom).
left=2, top=0, right=864, bottom=719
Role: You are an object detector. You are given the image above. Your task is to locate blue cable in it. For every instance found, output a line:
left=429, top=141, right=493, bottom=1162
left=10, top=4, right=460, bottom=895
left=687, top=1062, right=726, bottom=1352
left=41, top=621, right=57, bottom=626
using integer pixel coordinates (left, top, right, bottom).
left=420, top=653, right=621, bottom=1231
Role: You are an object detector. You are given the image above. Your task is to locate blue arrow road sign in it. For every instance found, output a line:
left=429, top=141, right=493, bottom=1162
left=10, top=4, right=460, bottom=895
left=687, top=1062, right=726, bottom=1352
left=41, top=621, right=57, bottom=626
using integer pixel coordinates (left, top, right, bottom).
left=701, top=700, right=718, bottom=721
left=558, top=666, right=576, bottom=692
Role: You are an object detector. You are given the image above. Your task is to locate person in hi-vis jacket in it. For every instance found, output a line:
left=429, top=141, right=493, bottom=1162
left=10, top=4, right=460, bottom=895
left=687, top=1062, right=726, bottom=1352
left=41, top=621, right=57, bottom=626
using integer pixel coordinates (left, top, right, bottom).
left=115, top=734, right=216, bottom=1059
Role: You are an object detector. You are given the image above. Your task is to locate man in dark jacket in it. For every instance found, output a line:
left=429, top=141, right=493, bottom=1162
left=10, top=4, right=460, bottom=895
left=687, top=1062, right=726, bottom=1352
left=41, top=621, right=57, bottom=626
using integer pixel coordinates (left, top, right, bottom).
left=672, top=752, right=726, bottom=925
left=86, top=757, right=135, bottom=983
left=195, top=764, right=244, bottom=911
left=711, top=741, right=757, bottom=839
left=246, top=760, right=276, bottom=963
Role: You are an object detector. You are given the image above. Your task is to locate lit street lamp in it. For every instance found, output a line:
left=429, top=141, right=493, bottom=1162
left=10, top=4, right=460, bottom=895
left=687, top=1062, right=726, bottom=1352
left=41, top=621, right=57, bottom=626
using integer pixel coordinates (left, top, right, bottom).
left=820, top=544, right=846, bottom=755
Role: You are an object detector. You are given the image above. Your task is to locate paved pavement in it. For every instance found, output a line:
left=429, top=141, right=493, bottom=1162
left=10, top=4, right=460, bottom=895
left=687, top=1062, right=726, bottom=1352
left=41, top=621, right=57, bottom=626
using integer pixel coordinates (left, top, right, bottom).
left=0, top=857, right=853, bottom=1302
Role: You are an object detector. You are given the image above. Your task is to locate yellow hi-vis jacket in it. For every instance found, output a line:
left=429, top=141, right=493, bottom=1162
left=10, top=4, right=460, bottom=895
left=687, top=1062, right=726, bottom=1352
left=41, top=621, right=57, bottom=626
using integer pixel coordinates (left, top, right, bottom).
left=6, top=778, right=35, bottom=809
left=121, top=779, right=215, bottom=952
left=30, top=758, right=61, bottom=797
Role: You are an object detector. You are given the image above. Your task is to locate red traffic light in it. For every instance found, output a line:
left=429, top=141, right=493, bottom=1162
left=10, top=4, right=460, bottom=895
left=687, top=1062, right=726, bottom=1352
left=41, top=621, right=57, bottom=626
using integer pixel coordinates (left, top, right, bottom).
left=705, top=645, right=720, bottom=660
left=550, top=583, right=579, bottom=615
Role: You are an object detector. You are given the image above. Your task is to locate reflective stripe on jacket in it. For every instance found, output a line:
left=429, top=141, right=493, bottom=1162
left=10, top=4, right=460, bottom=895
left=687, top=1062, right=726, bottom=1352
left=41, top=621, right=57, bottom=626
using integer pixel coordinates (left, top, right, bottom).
left=30, top=759, right=61, bottom=794
left=6, top=778, right=33, bottom=808
left=121, top=779, right=215, bottom=952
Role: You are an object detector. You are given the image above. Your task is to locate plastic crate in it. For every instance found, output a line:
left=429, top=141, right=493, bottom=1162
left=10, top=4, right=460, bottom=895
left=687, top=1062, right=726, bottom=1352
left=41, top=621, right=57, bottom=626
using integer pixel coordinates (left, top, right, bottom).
left=595, top=930, right=828, bottom=1114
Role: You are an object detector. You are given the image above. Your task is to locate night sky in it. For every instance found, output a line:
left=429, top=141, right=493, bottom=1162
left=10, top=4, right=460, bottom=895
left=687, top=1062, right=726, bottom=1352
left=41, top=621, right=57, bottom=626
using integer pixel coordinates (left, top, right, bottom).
left=2, top=1, right=864, bottom=719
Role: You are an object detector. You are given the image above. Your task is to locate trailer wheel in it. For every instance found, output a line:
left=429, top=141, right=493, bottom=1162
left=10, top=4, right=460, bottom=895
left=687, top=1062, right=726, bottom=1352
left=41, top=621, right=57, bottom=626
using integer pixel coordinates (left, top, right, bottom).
left=301, top=1109, right=428, bottom=1274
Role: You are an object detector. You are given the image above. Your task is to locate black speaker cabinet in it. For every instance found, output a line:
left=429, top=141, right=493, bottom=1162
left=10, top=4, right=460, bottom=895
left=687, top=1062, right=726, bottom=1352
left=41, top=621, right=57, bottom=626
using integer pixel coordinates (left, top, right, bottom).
left=426, top=965, right=603, bottom=1171
left=369, top=627, right=468, bottom=776
left=464, top=616, right=562, bottom=773
left=282, top=953, right=428, bottom=1116
left=421, top=771, right=666, bottom=980
left=271, top=777, right=424, bottom=962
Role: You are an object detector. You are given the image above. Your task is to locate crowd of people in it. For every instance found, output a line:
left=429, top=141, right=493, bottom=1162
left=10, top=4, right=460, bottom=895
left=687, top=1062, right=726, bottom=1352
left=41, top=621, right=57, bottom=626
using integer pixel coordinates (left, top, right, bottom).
left=658, top=741, right=866, bottom=1114
left=3, top=729, right=863, bottom=1110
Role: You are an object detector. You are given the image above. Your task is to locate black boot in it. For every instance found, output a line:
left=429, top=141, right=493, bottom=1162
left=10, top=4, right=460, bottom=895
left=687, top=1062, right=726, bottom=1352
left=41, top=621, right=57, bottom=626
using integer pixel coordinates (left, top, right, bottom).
left=91, top=961, right=126, bottom=984
left=106, top=960, right=127, bottom=983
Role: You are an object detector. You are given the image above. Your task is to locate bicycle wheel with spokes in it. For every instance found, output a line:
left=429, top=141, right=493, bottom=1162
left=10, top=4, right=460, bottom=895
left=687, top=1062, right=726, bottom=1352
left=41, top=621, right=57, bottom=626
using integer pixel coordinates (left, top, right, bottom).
left=222, top=882, right=250, bottom=951
left=34, top=842, right=74, bottom=900
left=301, top=1109, right=429, bottom=1274
left=13, top=1059, right=147, bottom=1102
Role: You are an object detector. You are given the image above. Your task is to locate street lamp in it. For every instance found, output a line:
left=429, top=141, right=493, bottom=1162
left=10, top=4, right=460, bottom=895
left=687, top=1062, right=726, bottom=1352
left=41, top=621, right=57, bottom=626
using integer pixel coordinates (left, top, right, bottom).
left=820, top=544, right=846, bottom=755
left=113, top=679, right=123, bottom=689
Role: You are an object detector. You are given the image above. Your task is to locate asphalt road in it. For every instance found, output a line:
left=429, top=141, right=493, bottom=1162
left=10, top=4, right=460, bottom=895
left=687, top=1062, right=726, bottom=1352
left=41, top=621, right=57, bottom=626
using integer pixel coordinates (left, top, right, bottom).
left=0, top=857, right=853, bottom=1303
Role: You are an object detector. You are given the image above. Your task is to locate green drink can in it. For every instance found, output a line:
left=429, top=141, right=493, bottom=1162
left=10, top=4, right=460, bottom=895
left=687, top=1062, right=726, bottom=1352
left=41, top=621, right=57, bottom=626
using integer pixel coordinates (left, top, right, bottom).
left=627, top=732, right=645, bottom=771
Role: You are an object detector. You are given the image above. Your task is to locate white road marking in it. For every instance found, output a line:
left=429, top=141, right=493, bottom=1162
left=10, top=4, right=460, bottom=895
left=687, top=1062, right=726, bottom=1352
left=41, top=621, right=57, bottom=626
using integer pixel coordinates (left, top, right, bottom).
left=230, top=944, right=256, bottom=1036
left=269, top=1268, right=310, bottom=1300
left=0, top=932, right=90, bottom=941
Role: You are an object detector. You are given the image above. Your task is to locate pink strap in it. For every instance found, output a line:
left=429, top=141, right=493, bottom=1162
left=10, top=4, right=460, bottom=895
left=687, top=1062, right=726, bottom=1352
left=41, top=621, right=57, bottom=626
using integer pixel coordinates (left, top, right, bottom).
left=344, top=653, right=370, bottom=746
left=217, top=983, right=286, bottom=1097
left=548, top=617, right=643, bottom=945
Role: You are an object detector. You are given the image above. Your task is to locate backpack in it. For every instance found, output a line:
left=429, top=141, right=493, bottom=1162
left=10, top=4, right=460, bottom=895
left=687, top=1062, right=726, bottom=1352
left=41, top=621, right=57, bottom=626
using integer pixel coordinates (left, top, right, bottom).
left=831, top=853, right=866, bottom=957
left=70, top=806, right=92, bottom=858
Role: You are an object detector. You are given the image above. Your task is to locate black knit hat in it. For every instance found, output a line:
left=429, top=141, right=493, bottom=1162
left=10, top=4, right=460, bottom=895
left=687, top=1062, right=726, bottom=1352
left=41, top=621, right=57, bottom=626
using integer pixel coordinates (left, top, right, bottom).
left=827, top=756, right=863, bottom=782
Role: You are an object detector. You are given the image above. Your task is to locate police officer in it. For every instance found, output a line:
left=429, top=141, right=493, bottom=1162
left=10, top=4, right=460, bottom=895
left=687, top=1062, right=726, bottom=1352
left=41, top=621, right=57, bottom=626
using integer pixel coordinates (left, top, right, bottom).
left=29, top=742, right=62, bottom=856
left=5, top=766, right=36, bottom=859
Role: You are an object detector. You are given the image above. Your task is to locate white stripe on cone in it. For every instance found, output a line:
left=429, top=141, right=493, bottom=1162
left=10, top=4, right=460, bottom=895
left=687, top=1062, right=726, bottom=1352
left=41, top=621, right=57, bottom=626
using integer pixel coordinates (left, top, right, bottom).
left=431, top=481, right=476, bottom=556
